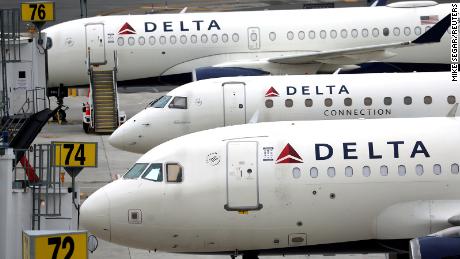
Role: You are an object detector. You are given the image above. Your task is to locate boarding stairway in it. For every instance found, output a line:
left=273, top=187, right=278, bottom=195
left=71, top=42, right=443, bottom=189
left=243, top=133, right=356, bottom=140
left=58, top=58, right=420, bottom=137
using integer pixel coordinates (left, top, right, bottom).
left=90, top=70, right=118, bottom=133
left=88, top=50, right=120, bottom=134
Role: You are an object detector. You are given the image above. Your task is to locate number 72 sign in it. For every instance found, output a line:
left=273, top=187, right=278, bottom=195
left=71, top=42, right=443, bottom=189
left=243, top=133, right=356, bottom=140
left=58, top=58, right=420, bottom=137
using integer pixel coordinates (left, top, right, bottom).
left=53, top=142, right=98, bottom=167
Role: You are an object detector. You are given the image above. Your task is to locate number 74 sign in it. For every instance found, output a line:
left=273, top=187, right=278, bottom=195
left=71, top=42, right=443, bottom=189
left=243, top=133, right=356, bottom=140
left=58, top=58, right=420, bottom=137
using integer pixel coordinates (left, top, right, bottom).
left=53, top=142, right=98, bottom=167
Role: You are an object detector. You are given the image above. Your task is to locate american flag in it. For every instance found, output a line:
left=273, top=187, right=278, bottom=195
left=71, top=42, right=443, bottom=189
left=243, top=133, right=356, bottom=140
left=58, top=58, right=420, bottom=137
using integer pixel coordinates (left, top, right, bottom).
left=420, top=15, right=439, bottom=25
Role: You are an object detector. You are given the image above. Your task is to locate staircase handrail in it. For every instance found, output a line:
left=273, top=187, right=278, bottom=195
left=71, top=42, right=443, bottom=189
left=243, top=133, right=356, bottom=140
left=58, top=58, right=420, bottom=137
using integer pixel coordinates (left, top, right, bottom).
left=112, top=50, right=119, bottom=123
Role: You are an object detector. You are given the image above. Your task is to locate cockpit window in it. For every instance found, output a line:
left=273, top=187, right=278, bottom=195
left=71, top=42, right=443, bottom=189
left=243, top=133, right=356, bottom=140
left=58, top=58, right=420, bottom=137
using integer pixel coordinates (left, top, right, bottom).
left=124, top=163, right=148, bottom=179
left=151, top=95, right=172, bottom=108
left=168, top=96, right=187, bottom=109
left=142, top=163, right=163, bottom=182
left=166, top=163, right=183, bottom=182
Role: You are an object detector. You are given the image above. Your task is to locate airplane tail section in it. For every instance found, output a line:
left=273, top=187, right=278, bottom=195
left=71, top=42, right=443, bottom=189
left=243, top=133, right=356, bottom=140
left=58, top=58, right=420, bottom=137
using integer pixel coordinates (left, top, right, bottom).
left=413, top=14, right=451, bottom=44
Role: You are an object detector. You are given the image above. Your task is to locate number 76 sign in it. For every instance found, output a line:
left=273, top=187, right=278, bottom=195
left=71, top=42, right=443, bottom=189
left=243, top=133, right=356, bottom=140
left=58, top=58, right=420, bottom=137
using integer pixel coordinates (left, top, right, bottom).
left=53, top=142, right=98, bottom=167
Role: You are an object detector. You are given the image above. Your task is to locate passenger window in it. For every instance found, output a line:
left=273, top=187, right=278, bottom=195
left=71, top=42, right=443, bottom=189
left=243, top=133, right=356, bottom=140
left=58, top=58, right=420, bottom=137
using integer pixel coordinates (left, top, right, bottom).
left=433, top=164, right=441, bottom=175
left=117, top=37, right=124, bottom=46
left=330, top=30, right=337, bottom=39
left=159, top=36, right=166, bottom=45
left=327, top=167, right=336, bottom=177
left=414, top=26, right=422, bottom=35
left=232, top=33, right=239, bottom=42
left=180, top=35, right=187, bottom=44
left=404, top=27, right=411, bottom=36
left=138, top=36, right=146, bottom=45
left=448, top=95, right=456, bottom=104
left=383, top=28, right=389, bottom=36
left=298, top=31, right=305, bottom=40
left=363, top=166, right=371, bottom=177
left=169, top=96, right=187, bottom=109
left=345, top=166, right=353, bottom=177
left=201, top=34, right=208, bottom=43
left=364, top=97, right=372, bottom=106
left=416, top=164, right=424, bottom=176
left=285, top=99, right=293, bottom=108
left=340, top=29, right=348, bottom=38
left=128, top=37, right=135, bottom=45
left=166, top=163, right=183, bottom=182
left=265, top=99, right=273, bottom=108
left=393, top=27, right=400, bottom=36
left=222, top=33, right=229, bottom=43
left=372, top=28, right=379, bottom=37
left=170, top=35, right=177, bottom=44
left=351, top=29, right=358, bottom=38
left=151, top=95, right=172, bottom=108
left=344, top=97, right=352, bottom=106
left=308, top=30, right=315, bottom=39
left=398, top=165, right=406, bottom=176
left=191, top=35, right=198, bottom=44
left=212, top=34, right=219, bottom=43
left=380, top=165, right=388, bottom=176
left=142, top=163, right=163, bottom=182
left=451, top=163, right=459, bottom=174
left=310, top=167, right=318, bottom=178
left=362, top=28, right=369, bottom=38
left=404, top=96, right=412, bottom=105
left=292, top=167, right=301, bottom=179
left=384, top=97, right=392, bottom=106
left=324, top=98, right=333, bottom=107
left=320, top=30, right=326, bottom=39
left=269, top=32, right=276, bottom=41
left=149, top=36, right=156, bottom=45
left=305, top=99, right=313, bottom=107
left=124, top=163, right=148, bottom=179
left=424, top=96, right=432, bottom=105
left=425, top=26, right=431, bottom=32
left=287, top=31, right=294, bottom=40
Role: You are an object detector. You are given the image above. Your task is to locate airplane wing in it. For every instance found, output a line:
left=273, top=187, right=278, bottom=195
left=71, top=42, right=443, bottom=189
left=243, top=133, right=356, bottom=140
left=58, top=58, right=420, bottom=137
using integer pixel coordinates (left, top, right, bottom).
left=268, top=13, right=451, bottom=66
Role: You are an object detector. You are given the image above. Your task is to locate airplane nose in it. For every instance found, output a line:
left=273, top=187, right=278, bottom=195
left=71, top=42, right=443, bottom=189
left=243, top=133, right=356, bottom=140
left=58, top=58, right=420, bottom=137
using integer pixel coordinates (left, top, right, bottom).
left=109, top=122, right=136, bottom=151
left=80, top=188, right=111, bottom=241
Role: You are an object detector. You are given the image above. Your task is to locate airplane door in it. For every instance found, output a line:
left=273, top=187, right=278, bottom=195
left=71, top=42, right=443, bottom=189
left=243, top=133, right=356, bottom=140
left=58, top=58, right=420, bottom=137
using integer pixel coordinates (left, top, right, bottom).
left=247, top=27, right=260, bottom=50
left=225, top=141, right=262, bottom=211
left=223, top=82, right=246, bottom=126
left=85, top=23, right=107, bottom=65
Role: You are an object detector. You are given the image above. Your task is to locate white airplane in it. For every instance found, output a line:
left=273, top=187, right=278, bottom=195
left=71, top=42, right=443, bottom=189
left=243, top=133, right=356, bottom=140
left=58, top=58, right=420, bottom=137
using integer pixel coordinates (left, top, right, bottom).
left=81, top=117, right=460, bottom=259
left=109, top=71, right=459, bottom=153
left=43, top=1, right=452, bottom=88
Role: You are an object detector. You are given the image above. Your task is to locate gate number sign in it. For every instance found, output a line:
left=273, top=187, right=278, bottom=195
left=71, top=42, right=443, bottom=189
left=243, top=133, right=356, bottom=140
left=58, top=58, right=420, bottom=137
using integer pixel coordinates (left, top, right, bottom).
left=23, top=231, right=88, bottom=259
left=53, top=142, right=98, bottom=167
left=21, top=2, right=55, bottom=22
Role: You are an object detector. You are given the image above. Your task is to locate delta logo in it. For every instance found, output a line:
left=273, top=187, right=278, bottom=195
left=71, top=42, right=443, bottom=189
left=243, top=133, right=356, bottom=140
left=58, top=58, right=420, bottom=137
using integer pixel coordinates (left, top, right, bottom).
left=276, top=143, right=303, bottom=164
left=265, top=87, right=279, bottom=97
left=118, top=22, right=136, bottom=35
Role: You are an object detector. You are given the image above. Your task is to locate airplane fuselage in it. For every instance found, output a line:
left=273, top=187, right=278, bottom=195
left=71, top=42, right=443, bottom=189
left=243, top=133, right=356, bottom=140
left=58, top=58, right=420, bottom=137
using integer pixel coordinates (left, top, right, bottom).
left=44, top=3, right=452, bottom=87
left=109, top=72, right=459, bottom=153
left=82, top=118, right=460, bottom=254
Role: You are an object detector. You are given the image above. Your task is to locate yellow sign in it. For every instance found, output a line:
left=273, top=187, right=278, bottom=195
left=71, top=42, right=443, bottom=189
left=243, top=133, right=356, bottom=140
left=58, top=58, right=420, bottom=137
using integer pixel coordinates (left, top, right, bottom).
left=54, top=142, right=98, bottom=167
left=35, top=233, right=87, bottom=259
left=21, top=2, right=55, bottom=22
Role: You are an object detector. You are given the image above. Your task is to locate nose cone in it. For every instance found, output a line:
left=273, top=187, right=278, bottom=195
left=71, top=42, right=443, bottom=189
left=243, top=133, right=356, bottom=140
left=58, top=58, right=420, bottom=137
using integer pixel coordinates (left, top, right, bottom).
left=109, top=119, right=141, bottom=153
left=80, top=188, right=111, bottom=241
